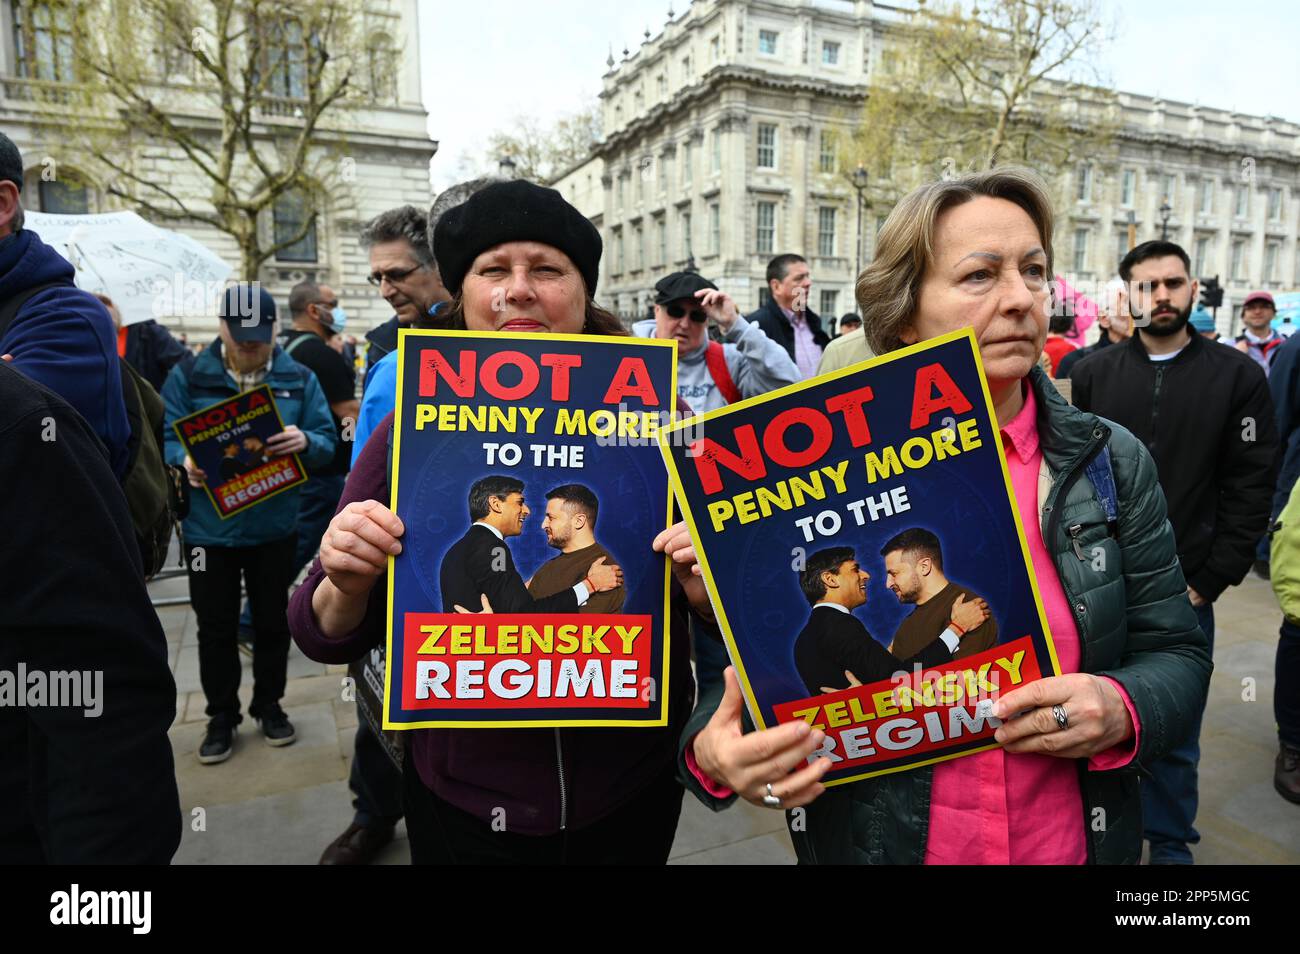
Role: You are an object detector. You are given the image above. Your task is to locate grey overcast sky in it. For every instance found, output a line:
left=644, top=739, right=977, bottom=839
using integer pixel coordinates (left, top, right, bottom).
left=417, top=0, right=1300, bottom=190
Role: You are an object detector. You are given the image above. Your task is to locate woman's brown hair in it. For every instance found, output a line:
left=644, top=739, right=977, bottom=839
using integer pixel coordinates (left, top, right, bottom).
left=856, top=165, right=1055, bottom=355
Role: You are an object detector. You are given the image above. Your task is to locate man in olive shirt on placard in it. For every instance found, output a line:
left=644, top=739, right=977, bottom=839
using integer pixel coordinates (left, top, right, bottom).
left=527, top=484, right=625, bottom=614
left=882, top=528, right=997, bottom=661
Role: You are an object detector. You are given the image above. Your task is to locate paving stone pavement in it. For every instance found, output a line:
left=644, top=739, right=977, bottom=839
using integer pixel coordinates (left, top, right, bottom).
left=150, top=567, right=1299, bottom=865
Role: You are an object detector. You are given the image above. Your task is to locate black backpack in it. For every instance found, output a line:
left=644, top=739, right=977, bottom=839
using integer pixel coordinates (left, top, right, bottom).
left=0, top=281, right=189, bottom=578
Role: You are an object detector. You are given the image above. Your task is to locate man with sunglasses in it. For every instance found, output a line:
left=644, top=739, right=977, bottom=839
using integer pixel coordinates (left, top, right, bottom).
left=360, top=205, right=449, bottom=380
left=634, top=271, right=798, bottom=416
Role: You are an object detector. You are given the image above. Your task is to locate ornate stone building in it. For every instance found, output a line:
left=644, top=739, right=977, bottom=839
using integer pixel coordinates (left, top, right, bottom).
left=555, top=0, right=1300, bottom=335
left=0, top=0, right=435, bottom=336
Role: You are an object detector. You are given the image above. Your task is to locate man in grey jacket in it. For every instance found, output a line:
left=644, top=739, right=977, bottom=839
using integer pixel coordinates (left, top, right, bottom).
left=633, top=271, right=799, bottom=416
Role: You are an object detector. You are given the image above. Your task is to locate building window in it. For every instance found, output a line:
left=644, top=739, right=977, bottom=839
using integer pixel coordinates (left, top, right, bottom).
left=758, top=30, right=778, bottom=55
left=1268, top=187, right=1283, bottom=222
left=758, top=288, right=772, bottom=309
left=820, top=290, right=839, bottom=315
left=657, top=74, right=667, bottom=99
left=273, top=187, right=317, bottom=262
left=1075, top=164, right=1092, bottom=203
left=709, top=202, right=720, bottom=255
left=1120, top=169, right=1135, bottom=207
left=681, top=141, right=691, bottom=185
left=1235, top=186, right=1249, bottom=218
left=709, top=35, right=720, bottom=62
left=1072, top=228, right=1089, bottom=274
left=263, top=18, right=310, bottom=99
left=37, top=178, right=89, bottom=213
left=616, top=176, right=625, bottom=209
left=1266, top=242, right=1280, bottom=283
left=681, top=210, right=692, bottom=260
left=819, top=130, right=836, bottom=173
left=1199, top=178, right=1214, bottom=214
left=681, top=55, right=691, bottom=80
left=367, top=33, right=397, bottom=102
left=1161, top=173, right=1176, bottom=207
left=822, top=40, right=840, bottom=65
left=756, top=201, right=776, bottom=255
left=13, top=0, right=78, bottom=82
left=656, top=217, right=667, bottom=267
left=1116, top=230, right=1129, bottom=270
left=818, top=206, right=836, bottom=257
left=1231, top=238, right=1247, bottom=281
left=756, top=124, right=777, bottom=169
left=1193, top=235, right=1210, bottom=277
left=635, top=225, right=644, bottom=271
left=711, top=128, right=721, bottom=173
left=614, top=229, right=624, bottom=275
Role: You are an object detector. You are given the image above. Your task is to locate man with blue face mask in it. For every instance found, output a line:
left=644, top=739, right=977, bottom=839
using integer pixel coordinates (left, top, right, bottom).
left=278, top=280, right=358, bottom=580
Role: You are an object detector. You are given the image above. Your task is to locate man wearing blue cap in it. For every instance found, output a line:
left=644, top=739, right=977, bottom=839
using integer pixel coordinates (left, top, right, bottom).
left=162, top=284, right=336, bottom=764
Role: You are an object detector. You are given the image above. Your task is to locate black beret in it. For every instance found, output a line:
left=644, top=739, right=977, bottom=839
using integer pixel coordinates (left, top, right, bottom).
left=654, top=271, right=717, bottom=304
left=433, top=179, right=602, bottom=297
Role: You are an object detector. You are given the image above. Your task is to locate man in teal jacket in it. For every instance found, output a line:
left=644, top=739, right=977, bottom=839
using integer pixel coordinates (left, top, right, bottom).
left=163, top=284, right=336, bottom=765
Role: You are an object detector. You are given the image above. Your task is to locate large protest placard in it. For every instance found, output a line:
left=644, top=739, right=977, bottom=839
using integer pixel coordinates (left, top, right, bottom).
left=384, top=330, right=678, bottom=729
left=662, top=329, right=1058, bottom=785
left=171, top=384, right=307, bottom=519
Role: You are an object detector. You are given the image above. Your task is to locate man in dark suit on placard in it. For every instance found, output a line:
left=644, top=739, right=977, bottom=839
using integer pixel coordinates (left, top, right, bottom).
left=793, top=546, right=988, bottom=696
left=440, top=475, right=623, bottom=613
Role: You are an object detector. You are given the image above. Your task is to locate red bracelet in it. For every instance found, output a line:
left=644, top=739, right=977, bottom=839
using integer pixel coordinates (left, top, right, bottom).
left=583, top=576, right=594, bottom=592
left=950, top=621, right=966, bottom=636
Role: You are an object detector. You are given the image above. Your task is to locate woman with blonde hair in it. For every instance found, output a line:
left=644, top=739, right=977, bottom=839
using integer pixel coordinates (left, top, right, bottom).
left=668, top=166, right=1211, bottom=864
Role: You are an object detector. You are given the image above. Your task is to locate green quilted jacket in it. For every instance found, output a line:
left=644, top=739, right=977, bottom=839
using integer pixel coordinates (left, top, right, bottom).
left=678, top=367, right=1213, bottom=864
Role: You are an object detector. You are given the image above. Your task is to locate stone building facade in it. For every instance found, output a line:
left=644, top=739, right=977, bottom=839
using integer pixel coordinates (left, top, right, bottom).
left=556, top=0, right=1299, bottom=336
left=0, top=0, right=435, bottom=338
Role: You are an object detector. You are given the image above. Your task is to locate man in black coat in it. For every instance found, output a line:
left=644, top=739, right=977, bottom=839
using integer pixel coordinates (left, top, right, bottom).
left=1070, top=239, right=1278, bottom=865
left=747, top=254, right=829, bottom=380
left=440, top=475, right=623, bottom=613
left=0, top=364, right=180, bottom=863
left=793, top=546, right=983, bottom=696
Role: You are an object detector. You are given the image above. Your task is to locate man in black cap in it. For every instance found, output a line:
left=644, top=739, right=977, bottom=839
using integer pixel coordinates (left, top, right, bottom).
left=633, top=270, right=798, bottom=416
left=162, top=283, right=337, bottom=765
left=0, top=132, right=132, bottom=478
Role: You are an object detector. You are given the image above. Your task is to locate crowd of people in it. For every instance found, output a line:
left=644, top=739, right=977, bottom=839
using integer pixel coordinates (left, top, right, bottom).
left=2, top=121, right=1295, bottom=865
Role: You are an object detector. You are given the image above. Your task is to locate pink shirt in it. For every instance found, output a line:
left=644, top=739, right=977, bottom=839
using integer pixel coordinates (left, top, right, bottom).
left=687, top=380, right=1142, bottom=862
left=924, top=381, right=1139, bottom=864
left=782, top=306, right=823, bottom=379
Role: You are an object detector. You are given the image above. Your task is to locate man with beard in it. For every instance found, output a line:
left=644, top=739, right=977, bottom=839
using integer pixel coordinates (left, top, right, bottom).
left=880, top=528, right=997, bottom=662
left=440, top=476, right=623, bottom=614
left=1070, top=239, right=1277, bottom=865
left=526, top=484, right=624, bottom=614
left=793, top=546, right=987, bottom=697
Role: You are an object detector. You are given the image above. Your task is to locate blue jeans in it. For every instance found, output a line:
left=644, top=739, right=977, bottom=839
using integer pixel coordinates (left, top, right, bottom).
left=1142, top=600, right=1214, bottom=864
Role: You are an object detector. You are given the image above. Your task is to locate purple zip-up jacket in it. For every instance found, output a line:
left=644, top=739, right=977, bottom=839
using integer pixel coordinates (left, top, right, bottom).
left=288, top=412, right=700, bottom=835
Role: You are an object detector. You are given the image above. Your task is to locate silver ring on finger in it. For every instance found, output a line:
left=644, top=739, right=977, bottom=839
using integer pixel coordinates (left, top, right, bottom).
left=761, top=782, right=783, bottom=809
left=1052, top=703, right=1069, bottom=731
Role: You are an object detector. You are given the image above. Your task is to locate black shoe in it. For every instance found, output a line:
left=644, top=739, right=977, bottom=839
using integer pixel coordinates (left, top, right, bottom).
left=1276, top=743, right=1300, bottom=804
left=254, top=704, right=296, bottom=747
left=319, top=822, right=396, bottom=865
left=1253, top=559, right=1271, bottom=581
left=198, top=720, right=237, bottom=764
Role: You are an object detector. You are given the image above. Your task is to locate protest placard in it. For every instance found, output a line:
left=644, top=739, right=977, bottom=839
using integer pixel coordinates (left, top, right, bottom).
left=384, top=330, right=678, bottom=729
left=170, top=384, right=307, bottom=519
left=661, top=329, right=1058, bottom=785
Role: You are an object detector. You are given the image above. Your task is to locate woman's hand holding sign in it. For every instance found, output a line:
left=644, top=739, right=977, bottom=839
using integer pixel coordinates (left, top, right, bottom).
left=992, top=673, right=1133, bottom=758
left=693, top=667, right=833, bottom=810
left=313, top=499, right=405, bottom=637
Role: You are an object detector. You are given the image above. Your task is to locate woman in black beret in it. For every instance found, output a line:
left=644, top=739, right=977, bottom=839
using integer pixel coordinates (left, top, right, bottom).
left=290, top=180, right=717, bottom=864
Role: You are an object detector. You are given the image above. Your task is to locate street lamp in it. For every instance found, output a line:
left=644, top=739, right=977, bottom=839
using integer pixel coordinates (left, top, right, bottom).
left=498, top=155, right=518, bottom=179
left=1159, top=197, right=1171, bottom=240
left=847, top=163, right=870, bottom=284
